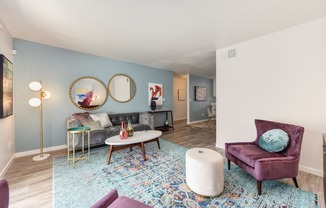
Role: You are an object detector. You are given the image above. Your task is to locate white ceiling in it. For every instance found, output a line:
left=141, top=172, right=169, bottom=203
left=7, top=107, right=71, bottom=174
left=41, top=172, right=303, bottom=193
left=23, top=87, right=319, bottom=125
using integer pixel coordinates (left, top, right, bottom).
left=0, top=0, right=325, bottom=78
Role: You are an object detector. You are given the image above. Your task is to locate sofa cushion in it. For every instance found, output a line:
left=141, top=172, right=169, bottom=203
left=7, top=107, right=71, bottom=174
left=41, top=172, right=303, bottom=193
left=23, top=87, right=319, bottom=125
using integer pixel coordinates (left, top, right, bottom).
left=90, top=113, right=113, bottom=128
left=258, top=129, right=289, bottom=153
left=72, top=112, right=93, bottom=125
left=109, top=196, right=151, bottom=208
left=227, top=144, right=284, bottom=168
left=89, top=126, right=120, bottom=147
left=131, top=124, right=151, bottom=132
left=67, top=118, right=81, bottom=128
left=109, top=113, right=140, bottom=126
left=82, top=120, right=103, bottom=131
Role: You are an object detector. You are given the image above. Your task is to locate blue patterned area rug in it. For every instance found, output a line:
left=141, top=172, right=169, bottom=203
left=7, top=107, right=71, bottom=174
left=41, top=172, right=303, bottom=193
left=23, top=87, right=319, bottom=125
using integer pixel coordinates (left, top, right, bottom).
left=53, top=139, right=319, bottom=208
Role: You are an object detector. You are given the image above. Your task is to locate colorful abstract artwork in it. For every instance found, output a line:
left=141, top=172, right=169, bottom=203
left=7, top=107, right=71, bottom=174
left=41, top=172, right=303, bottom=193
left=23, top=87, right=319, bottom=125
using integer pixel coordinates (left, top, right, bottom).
left=0, top=55, right=13, bottom=118
left=75, top=84, right=93, bottom=107
left=195, top=86, right=207, bottom=101
left=149, top=83, right=163, bottom=105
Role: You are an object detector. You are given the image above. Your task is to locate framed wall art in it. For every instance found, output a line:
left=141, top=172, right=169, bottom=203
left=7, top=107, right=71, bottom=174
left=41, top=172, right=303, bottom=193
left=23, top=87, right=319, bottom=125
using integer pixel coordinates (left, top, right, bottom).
left=75, top=84, right=93, bottom=107
left=178, top=89, right=186, bottom=101
left=0, top=54, right=13, bottom=118
left=195, top=86, right=207, bottom=101
left=149, top=83, right=163, bottom=105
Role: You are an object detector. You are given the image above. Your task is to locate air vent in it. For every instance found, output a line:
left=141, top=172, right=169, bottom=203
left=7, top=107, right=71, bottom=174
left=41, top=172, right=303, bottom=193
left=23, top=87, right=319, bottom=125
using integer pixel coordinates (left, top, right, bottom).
left=220, top=48, right=237, bottom=60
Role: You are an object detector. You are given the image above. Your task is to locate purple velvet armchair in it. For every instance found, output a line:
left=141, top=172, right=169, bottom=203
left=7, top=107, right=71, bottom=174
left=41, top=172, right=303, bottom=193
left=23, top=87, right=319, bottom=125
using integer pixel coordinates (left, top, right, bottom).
left=225, top=119, right=304, bottom=195
left=91, top=189, right=151, bottom=208
left=0, top=178, right=9, bottom=208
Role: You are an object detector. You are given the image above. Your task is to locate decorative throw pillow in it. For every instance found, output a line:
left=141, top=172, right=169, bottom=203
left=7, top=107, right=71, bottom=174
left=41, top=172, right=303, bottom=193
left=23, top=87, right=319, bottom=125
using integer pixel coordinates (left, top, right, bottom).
left=68, top=118, right=81, bottom=128
left=89, top=113, right=113, bottom=128
left=72, top=112, right=93, bottom=125
left=258, top=129, right=289, bottom=153
left=82, top=120, right=103, bottom=131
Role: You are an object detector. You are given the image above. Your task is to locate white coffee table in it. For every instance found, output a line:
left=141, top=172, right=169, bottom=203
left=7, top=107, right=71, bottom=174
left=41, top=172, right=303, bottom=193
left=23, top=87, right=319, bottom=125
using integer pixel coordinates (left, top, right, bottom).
left=105, top=130, right=162, bottom=165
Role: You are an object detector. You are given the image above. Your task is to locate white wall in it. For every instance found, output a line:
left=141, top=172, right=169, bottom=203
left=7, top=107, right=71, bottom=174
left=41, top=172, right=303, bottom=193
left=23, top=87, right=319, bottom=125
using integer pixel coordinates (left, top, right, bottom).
left=0, top=19, right=15, bottom=177
left=216, top=16, right=326, bottom=176
left=173, top=76, right=187, bottom=121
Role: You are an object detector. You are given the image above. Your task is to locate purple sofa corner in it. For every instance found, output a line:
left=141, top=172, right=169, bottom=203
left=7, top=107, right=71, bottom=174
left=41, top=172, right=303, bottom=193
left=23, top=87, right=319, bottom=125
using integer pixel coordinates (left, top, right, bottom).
left=91, top=189, right=152, bottom=208
left=0, top=178, right=9, bottom=208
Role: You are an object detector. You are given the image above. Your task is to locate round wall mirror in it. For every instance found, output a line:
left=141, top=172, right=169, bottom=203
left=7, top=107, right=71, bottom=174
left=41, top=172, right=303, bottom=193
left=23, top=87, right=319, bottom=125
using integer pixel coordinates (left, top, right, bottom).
left=69, top=76, right=108, bottom=111
left=108, top=74, right=136, bottom=103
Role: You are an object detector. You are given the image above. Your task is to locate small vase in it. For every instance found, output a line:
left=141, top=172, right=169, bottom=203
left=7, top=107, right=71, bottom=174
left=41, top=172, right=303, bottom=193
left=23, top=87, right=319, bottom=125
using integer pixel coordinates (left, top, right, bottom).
left=127, top=121, right=134, bottom=137
left=119, top=121, right=128, bottom=140
left=165, top=120, right=169, bottom=126
left=150, top=100, right=156, bottom=111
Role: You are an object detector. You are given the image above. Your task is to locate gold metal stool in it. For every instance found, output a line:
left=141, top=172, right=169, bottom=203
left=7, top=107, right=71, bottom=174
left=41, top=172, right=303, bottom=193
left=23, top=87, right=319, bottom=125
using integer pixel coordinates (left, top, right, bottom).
left=67, top=126, right=91, bottom=168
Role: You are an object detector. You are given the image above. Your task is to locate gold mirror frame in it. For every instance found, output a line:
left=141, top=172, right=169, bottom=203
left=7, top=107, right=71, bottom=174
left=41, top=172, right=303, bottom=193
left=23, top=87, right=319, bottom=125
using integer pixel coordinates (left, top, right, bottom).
left=108, top=74, right=136, bottom=103
left=69, top=76, right=108, bottom=111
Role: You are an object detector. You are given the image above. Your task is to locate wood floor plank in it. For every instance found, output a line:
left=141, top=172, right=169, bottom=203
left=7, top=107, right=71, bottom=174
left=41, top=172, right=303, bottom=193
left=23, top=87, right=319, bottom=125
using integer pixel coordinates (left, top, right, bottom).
left=3, top=119, right=324, bottom=207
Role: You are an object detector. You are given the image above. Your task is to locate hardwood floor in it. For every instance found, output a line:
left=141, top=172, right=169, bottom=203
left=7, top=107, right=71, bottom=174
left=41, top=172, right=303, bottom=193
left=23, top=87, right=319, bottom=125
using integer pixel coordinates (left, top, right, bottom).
left=4, top=119, right=324, bottom=207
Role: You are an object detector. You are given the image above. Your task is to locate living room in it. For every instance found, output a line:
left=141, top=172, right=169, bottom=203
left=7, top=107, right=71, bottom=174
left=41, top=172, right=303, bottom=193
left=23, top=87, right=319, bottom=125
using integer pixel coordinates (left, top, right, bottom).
left=1, top=1, right=326, bottom=207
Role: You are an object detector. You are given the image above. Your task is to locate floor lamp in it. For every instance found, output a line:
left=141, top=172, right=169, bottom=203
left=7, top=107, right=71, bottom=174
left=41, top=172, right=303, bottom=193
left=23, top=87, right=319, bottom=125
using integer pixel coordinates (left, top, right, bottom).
left=28, top=80, right=51, bottom=161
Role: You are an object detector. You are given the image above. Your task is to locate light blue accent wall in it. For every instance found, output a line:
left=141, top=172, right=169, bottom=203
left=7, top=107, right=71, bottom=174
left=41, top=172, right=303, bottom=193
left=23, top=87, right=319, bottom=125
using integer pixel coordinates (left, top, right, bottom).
left=189, top=75, right=213, bottom=122
left=13, top=39, right=173, bottom=152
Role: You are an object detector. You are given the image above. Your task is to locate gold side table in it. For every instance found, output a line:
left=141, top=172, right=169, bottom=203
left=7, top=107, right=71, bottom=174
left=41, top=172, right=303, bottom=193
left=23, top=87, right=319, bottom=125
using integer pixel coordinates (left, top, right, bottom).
left=67, top=126, right=91, bottom=168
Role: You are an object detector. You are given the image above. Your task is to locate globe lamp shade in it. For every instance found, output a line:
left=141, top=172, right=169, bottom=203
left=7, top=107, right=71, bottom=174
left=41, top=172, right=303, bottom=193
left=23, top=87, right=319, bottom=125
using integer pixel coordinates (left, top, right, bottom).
left=29, top=82, right=42, bottom=91
left=29, top=98, right=41, bottom=107
left=42, top=91, right=51, bottom=100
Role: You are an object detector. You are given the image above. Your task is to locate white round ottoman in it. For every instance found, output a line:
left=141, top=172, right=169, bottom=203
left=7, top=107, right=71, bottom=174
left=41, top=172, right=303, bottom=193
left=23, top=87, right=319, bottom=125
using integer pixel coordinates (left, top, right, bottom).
left=186, top=148, right=224, bottom=196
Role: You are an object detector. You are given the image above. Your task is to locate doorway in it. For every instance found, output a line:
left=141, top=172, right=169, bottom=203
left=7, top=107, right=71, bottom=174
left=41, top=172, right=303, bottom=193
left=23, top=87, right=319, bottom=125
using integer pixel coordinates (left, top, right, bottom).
left=173, top=74, right=188, bottom=122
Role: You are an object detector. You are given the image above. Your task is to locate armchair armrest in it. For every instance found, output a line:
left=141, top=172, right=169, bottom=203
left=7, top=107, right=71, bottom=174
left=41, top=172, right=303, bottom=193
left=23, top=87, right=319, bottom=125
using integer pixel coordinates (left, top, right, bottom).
left=225, top=141, right=255, bottom=149
left=254, top=156, right=299, bottom=180
left=225, top=141, right=256, bottom=160
left=91, top=189, right=119, bottom=208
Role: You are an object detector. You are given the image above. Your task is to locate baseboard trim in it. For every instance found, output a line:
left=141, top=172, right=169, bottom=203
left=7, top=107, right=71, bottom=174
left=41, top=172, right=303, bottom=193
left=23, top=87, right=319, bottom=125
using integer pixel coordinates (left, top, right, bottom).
left=174, top=117, right=187, bottom=121
left=187, top=119, right=209, bottom=125
left=215, top=143, right=224, bottom=149
left=0, top=154, right=15, bottom=177
left=299, top=165, right=323, bottom=177
left=15, top=145, right=67, bottom=158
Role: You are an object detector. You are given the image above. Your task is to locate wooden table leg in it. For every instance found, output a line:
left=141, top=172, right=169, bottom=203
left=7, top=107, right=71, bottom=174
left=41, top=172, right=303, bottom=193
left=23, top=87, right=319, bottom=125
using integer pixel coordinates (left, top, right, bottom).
left=141, top=142, right=146, bottom=161
left=107, top=145, right=113, bottom=165
left=156, top=138, right=161, bottom=149
left=130, top=145, right=132, bottom=151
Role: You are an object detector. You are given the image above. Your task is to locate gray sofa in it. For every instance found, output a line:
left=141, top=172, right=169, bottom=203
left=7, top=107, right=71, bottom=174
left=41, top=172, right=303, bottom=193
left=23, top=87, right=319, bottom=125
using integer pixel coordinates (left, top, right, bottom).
left=67, top=112, right=152, bottom=149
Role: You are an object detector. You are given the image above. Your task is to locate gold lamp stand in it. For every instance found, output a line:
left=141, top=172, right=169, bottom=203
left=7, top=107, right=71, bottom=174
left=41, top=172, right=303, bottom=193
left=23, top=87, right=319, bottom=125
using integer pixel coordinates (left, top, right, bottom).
left=29, top=80, right=51, bottom=161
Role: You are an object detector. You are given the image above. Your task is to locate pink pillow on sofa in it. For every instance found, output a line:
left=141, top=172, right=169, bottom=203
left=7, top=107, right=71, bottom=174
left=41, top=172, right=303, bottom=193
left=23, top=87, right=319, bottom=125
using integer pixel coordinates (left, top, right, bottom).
left=72, top=112, right=93, bottom=126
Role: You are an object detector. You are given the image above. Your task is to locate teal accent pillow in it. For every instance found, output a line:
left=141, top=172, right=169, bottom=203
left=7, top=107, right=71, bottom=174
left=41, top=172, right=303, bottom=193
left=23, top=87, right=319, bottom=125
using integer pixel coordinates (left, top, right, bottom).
left=258, top=129, right=289, bottom=153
